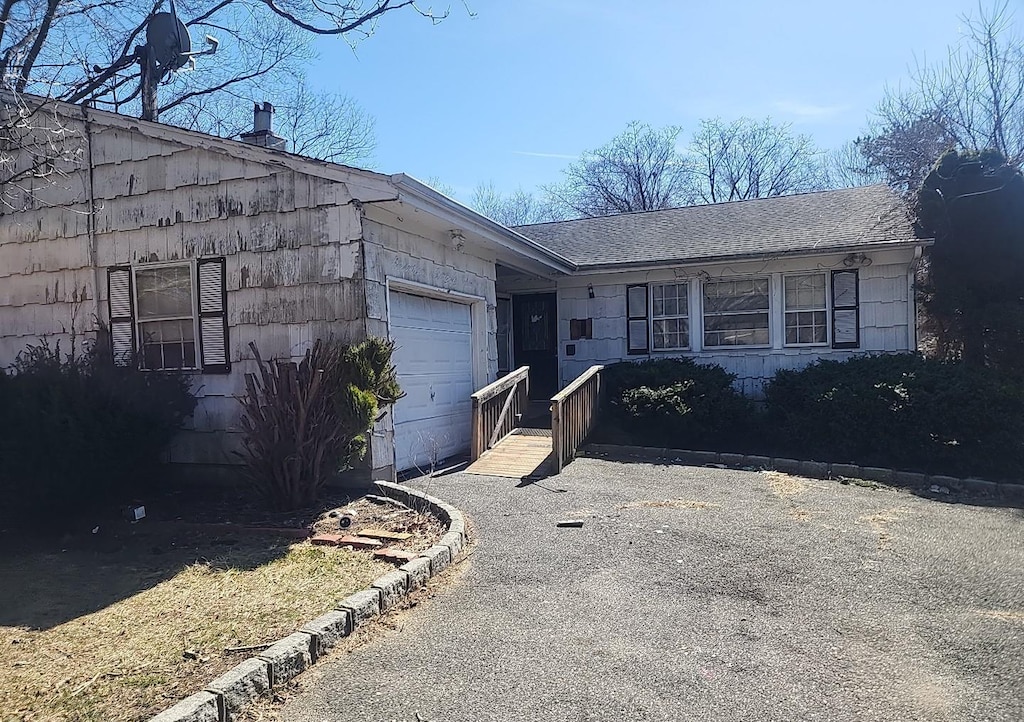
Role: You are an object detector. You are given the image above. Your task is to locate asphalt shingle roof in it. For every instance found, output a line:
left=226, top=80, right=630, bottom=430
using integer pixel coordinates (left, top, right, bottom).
left=514, top=185, right=917, bottom=268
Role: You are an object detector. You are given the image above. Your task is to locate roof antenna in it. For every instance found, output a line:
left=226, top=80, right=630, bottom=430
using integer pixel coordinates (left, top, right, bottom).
left=140, top=0, right=218, bottom=121
left=68, top=1, right=218, bottom=119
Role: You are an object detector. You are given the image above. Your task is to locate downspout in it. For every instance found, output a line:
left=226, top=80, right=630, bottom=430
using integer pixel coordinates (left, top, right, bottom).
left=907, top=245, right=924, bottom=352
left=82, top=104, right=102, bottom=342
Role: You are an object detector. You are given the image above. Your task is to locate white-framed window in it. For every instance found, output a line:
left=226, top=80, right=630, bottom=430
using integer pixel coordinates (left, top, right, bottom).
left=702, top=277, right=770, bottom=347
left=784, top=273, right=828, bottom=346
left=107, top=258, right=230, bottom=373
left=135, top=263, right=199, bottom=370
left=651, top=282, right=689, bottom=350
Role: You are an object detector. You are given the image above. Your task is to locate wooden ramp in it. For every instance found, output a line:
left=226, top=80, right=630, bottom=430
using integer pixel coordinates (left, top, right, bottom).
left=465, top=428, right=552, bottom=478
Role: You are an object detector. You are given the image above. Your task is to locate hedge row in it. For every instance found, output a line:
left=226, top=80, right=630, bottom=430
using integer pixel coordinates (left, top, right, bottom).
left=597, top=355, right=1024, bottom=481
left=0, top=341, right=196, bottom=519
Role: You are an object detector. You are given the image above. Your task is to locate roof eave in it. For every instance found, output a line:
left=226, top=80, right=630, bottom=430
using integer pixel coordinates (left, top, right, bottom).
left=389, top=174, right=576, bottom=274
left=569, top=238, right=932, bottom=274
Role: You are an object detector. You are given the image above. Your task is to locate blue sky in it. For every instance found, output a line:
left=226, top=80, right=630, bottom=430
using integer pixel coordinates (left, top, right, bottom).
left=306, top=0, right=1014, bottom=201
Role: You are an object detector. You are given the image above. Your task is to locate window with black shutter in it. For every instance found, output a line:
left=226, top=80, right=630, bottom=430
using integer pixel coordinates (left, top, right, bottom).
left=831, top=269, right=860, bottom=349
left=626, top=284, right=649, bottom=354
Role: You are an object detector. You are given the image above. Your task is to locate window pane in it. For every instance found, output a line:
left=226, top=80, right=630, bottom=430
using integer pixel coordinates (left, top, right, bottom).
left=704, top=312, right=769, bottom=346
left=137, top=265, right=193, bottom=319
left=628, top=319, right=648, bottom=350
left=653, top=317, right=688, bottom=349
left=651, top=283, right=688, bottom=319
left=627, top=286, right=647, bottom=318
left=785, top=274, right=826, bottom=311
left=784, top=310, right=827, bottom=346
left=139, top=320, right=197, bottom=369
left=703, top=279, right=769, bottom=313
left=833, top=271, right=858, bottom=307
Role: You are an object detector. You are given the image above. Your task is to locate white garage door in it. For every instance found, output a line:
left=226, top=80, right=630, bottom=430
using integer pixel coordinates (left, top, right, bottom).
left=389, top=291, right=475, bottom=472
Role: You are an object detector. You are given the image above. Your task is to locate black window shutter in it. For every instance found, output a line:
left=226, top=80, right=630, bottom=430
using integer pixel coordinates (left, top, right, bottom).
left=626, top=284, right=649, bottom=354
left=831, top=270, right=860, bottom=349
left=197, top=257, right=230, bottom=373
left=107, top=266, right=135, bottom=366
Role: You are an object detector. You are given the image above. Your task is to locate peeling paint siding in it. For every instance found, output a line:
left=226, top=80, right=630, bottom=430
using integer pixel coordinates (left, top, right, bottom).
left=1, top=116, right=371, bottom=466
left=547, top=252, right=916, bottom=396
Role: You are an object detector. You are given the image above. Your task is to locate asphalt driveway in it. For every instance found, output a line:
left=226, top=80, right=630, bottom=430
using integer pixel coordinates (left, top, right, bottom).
left=280, top=458, right=1024, bottom=722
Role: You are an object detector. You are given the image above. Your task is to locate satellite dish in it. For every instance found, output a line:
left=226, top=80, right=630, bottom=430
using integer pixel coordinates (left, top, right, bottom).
left=146, top=11, right=191, bottom=70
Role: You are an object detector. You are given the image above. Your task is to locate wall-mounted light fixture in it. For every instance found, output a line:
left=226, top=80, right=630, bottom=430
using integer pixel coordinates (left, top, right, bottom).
left=587, top=283, right=595, bottom=299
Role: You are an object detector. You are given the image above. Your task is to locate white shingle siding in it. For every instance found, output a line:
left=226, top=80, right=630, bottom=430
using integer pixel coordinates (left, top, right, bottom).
left=554, top=249, right=916, bottom=397
left=1, top=113, right=371, bottom=465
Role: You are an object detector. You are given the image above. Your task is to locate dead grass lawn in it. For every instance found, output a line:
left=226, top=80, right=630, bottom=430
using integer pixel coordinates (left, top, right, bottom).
left=0, top=532, right=393, bottom=722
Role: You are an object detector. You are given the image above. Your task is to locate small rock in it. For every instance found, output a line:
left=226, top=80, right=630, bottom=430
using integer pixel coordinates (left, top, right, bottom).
left=929, top=485, right=951, bottom=494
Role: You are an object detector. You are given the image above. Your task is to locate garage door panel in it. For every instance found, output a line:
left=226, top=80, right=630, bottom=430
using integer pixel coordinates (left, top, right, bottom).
left=393, top=415, right=469, bottom=473
left=389, top=291, right=474, bottom=472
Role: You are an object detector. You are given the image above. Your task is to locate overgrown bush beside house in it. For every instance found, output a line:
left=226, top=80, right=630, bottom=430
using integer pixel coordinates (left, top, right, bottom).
left=597, top=358, right=753, bottom=450
left=763, top=354, right=1024, bottom=480
left=237, top=338, right=402, bottom=511
left=0, top=339, right=196, bottom=518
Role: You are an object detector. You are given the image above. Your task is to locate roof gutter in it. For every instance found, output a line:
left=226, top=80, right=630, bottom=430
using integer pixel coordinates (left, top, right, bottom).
left=569, top=238, right=934, bottom=275
left=389, top=174, right=577, bottom=274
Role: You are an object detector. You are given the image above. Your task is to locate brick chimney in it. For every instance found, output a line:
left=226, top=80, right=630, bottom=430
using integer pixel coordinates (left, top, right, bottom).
left=240, top=102, right=287, bottom=151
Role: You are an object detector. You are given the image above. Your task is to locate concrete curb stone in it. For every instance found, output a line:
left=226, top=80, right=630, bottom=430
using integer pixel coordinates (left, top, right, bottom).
left=148, top=480, right=468, bottom=721
left=205, top=658, right=270, bottom=721
left=420, top=544, right=452, bottom=576
left=401, top=557, right=432, bottom=590
left=770, top=458, right=802, bottom=474
left=719, top=453, right=746, bottom=467
left=149, top=691, right=220, bottom=722
left=258, top=632, right=314, bottom=686
left=337, top=588, right=382, bottom=627
left=299, top=610, right=351, bottom=657
left=372, top=570, right=410, bottom=611
left=860, top=467, right=895, bottom=484
left=830, top=463, right=862, bottom=479
left=799, top=460, right=830, bottom=478
left=744, top=455, right=771, bottom=469
left=440, top=530, right=465, bottom=560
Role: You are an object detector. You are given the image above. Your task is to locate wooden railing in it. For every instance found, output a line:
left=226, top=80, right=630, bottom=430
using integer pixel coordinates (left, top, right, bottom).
left=470, top=366, right=530, bottom=461
left=550, top=365, right=604, bottom=474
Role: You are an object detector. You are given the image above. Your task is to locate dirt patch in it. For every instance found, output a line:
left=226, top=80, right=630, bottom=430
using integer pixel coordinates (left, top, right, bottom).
left=311, top=498, right=445, bottom=553
left=760, top=470, right=809, bottom=497
left=0, top=495, right=446, bottom=722
left=619, top=499, right=721, bottom=511
left=857, top=508, right=911, bottom=548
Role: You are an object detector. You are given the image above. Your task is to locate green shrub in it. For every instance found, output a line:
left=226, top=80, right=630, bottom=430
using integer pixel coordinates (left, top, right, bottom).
left=237, top=338, right=402, bottom=511
left=763, top=354, right=1024, bottom=479
left=0, top=338, right=196, bottom=518
left=600, top=358, right=752, bottom=449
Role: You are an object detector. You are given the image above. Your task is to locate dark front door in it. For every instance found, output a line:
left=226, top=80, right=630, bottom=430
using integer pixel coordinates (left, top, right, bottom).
left=513, top=293, right=558, bottom=400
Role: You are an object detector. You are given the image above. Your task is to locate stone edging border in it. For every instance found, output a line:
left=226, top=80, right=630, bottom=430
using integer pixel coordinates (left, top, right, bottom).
left=582, top=444, right=1024, bottom=505
left=150, top=481, right=468, bottom=722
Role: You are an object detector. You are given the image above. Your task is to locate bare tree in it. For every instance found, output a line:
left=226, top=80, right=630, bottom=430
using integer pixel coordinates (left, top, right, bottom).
left=0, top=92, right=86, bottom=213
left=869, top=1, right=1024, bottom=189
left=686, top=117, right=826, bottom=203
left=174, top=79, right=376, bottom=164
left=545, top=121, right=691, bottom=218
left=0, top=0, right=449, bottom=130
left=470, top=181, right=563, bottom=226
left=821, top=140, right=887, bottom=189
